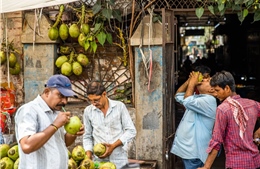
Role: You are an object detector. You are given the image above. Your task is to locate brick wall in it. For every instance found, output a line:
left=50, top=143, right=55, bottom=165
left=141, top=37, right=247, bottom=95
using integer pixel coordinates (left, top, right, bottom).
left=0, top=11, right=24, bottom=106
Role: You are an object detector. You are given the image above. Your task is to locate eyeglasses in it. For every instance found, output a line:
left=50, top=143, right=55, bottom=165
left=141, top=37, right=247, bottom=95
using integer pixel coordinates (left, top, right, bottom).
left=87, top=95, right=102, bottom=104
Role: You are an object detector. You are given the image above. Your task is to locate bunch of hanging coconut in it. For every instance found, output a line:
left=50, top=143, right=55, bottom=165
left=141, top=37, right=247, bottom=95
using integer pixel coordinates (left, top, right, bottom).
left=55, top=50, right=89, bottom=76
left=0, top=43, right=21, bottom=75
left=48, top=4, right=91, bottom=44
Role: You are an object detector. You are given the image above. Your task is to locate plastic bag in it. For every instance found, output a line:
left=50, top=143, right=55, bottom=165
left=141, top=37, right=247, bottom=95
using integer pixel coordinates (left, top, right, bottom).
left=0, top=82, right=16, bottom=115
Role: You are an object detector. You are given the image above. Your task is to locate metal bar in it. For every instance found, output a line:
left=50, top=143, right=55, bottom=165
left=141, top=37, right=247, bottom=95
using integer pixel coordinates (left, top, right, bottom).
left=103, top=62, right=124, bottom=87
left=72, top=90, right=87, bottom=101
left=71, top=81, right=87, bottom=93
left=101, top=57, right=113, bottom=83
left=106, top=78, right=130, bottom=94
left=105, top=68, right=128, bottom=90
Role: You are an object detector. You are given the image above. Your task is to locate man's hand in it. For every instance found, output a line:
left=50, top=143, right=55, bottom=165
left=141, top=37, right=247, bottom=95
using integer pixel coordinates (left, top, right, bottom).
left=75, top=124, right=85, bottom=136
left=86, top=150, right=93, bottom=160
left=189, top=71, right=201, bottom=86
left=99, top=143, right=115, bottom=158
left=254, top=127, right=260, bottom=146
left=53, top=112, right=71, bottom=128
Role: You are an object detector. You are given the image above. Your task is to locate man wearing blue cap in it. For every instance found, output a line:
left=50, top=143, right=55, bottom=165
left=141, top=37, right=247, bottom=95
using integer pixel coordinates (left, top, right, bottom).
left=15, top=74, right=85, bottom=169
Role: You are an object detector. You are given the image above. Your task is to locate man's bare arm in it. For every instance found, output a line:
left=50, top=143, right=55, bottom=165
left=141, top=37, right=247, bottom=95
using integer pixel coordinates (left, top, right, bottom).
left=197, top=149, right=218, bottom=169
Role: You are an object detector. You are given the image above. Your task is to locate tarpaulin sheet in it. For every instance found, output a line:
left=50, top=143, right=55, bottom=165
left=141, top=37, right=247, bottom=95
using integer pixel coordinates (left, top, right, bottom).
left=0, top=0, right=79, bottom=14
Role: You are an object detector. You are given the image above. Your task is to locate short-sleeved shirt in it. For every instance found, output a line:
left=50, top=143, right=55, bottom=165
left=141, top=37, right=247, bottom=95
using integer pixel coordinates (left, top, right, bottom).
left=171, top=93, right=217, bottom=163
left=83, top=98, right=136, bottom=169
left=15, top=95, right=68, bottom=169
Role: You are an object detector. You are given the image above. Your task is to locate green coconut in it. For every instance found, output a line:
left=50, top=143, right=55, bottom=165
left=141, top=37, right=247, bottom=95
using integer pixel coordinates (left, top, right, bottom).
left=77, top=53, right=89, bottom=66
left=72, top=61, right=83, bottom=76
left=68, top=158, right=78, bottom=169
left=69, top=24, right=80, bottom=38
left=81, top=23, right=90, bottom=35
left=0, top=157, right=14, bottom=169
left=55, top=55, right=68, bottom=68
left=78, top=33, right=86, bottom=47
left=9, top=62, right=21, bottom=75
left=61, top=62, right=72, bottom=76
left=48, top=27, right=59, bottom=41
left=59, top=23, right=69, bottom=41
left=99, top=162, right=116, bottom=169
left=7, top=145, right=19, bottom=161
left=13, top=158, right=19, bottom=169
left=64, top=116, right=82, bottom=135
left=71, top=145, right=85, bottom=162
left=80, top=158, right=95, bottom=169
left=93, top=143, right=106, bottom=157
left=0, top=51, right=7, bottom=65
left=0, top=144, right=10, bottom=159
left=9, top=53, right=17, bottom=68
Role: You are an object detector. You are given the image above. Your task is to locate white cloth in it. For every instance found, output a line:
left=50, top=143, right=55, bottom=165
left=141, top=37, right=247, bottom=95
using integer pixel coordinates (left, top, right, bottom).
left=226, top=96, right=249, bottom=139
left=15, top=95, right=68, bottom=169
left=83, top=98, right=136, bottom=169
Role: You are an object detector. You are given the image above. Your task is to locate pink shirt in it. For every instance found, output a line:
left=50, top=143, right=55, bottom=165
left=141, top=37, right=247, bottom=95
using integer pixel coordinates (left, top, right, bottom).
left=207, top=95, right=260, bottom=169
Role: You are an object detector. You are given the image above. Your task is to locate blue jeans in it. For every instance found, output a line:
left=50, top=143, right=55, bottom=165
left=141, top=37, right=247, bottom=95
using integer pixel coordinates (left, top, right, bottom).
left=182, top=158, right=204, bottom=169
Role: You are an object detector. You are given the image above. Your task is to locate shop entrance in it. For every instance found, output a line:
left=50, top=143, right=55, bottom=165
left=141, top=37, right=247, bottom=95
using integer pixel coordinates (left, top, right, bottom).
left=172, top=9, right=260, bottom=168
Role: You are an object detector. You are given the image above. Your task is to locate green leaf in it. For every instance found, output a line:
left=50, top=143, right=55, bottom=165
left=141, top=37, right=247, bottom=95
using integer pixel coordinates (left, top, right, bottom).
left=232, top=4, right=241, bottom=11
left=106, top=33, right=113, bottom=44
left=208, top=5, right=215, bottom=15
left=218, top=3, right=225, bottom=12
left=96, top=0, right=101, bottom=5
left=153, top=14, right=162, bottom=23
left=195, top=7, right=204, bottom=19
left=84, top=40, right=90, bottom=51
left=214, top=5, right=220, bottom=13
left=97, top=31, right=106, bottom=46
left=108, top=0, right=115, bottom=5
left=93, top=23, right=102, bottom=33
left=253, top=10, right=260, bottom=22
left=243, top=8, right=249, bottom=18
left=90, top=41, right=98, bottom=53
left=102, top=8, right=112, bottom=20
left=112, top=9, right=122, bottom=22
left=243, top=0, right=251, bottom=4
left=245, top=0, right=254, bottom=7
left=235, top=0, right=244, bottom=4
left=225, top=1, right=232, bottom=8
left=92, top=3, right=101, bottom=15
left=220, top=7, right=226, bottom=16
left=237, top=11, right=245, bottom=23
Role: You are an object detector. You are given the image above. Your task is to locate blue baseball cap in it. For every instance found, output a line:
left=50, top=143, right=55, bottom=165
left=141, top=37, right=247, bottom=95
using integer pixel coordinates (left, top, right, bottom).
left=45, top=74, right=77, bottom=97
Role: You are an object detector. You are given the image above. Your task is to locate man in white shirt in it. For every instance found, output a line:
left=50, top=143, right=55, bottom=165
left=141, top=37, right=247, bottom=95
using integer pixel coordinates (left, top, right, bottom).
left=83, top=81, right=136, bottom=169
left=15, top=74, right=84, bottom=169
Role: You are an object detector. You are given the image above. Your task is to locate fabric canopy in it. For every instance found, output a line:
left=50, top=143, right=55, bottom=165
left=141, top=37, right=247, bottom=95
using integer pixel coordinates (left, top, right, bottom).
left=0, top=0, right=79, bottom=14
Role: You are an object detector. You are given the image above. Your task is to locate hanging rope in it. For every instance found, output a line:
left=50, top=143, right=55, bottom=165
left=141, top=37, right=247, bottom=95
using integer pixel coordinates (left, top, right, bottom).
left=4, top=15, right=10, bottom=89
left=147, top=5, right=154, bottom=92
left=33, top=8, right=43, bottom=52
left=139, top=1, right=149, bottom=78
